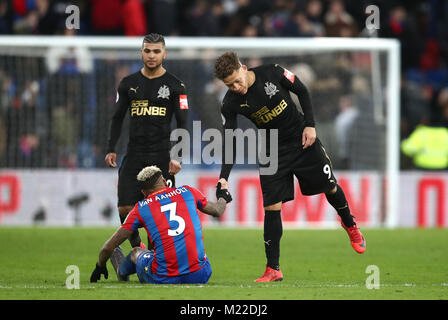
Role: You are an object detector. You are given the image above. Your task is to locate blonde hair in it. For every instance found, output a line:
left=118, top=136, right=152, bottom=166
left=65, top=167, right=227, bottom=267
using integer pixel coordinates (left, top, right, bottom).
left=137, top=166, right=163, bottom=190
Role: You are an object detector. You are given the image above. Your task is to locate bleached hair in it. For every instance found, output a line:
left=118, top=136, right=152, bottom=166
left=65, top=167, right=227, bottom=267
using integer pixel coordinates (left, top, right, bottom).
left=137, top=166, right=164, bottom=191
left=137, top=166, right=162, bottom=182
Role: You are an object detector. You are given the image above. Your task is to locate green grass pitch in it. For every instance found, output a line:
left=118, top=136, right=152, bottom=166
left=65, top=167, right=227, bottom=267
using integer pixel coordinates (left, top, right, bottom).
left=0, top=227, right=447, bottom=300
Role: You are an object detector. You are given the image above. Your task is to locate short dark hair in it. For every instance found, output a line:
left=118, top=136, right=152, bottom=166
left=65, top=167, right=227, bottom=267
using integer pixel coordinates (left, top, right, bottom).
left=214, top=52, right=241, bottom=80
left=142, top=33, right=165, bottom=48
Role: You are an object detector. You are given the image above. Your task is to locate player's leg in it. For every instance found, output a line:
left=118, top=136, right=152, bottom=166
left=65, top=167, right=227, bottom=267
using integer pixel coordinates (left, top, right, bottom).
left=110, top=246, right=130, bottom=281
left=325, top=185, right=354, bottom=228
left=254, top=157, right=294, bottom=282
left=325, top=185, right=366, bottom=253
left=118, top=247, right=147, bottom=279
left=180, top=260, right=212, bottom=284
left=294, top=139, right=366, bottom=253
left=117, top=154, right=146, bottom=248
left=253, top=201, right=284, bottom=283
left=263, top=202, right=283, bottom=272
left=130, top=247, right=147, bottom=264
left=132, top=247, right=159, bottom=284
left=118, top=205, right=142, bottom=247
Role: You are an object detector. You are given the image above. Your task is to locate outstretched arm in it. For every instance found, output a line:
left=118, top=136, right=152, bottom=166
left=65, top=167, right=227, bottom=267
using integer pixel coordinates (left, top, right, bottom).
left=219, top=109, right=237, bottom=180
left=97, top=227, right=132, bottom=267
left=200, top=198, right=228, bottom=218
left=90, top=227, right=132, bottom=283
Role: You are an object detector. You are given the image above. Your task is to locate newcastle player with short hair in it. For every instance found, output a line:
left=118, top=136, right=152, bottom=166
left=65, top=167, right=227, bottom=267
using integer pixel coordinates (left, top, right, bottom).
left=105, top=33, right=189, bottom=248
left=214, top=52, right=366, bottom=282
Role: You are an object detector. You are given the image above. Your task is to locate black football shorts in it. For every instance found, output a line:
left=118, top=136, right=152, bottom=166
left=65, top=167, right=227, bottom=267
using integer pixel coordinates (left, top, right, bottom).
left=259, top=138, right=337, bottom=207
left=117, top=151, right=175, bottom=207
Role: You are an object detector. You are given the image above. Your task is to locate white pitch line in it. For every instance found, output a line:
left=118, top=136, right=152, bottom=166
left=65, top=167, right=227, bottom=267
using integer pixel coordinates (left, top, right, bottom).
left=1, top=283, right=447, bottom=290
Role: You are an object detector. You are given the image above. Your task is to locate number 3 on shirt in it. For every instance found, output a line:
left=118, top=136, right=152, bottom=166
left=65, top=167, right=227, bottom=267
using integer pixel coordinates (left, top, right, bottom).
left=161, top=202, right=186, bottom=236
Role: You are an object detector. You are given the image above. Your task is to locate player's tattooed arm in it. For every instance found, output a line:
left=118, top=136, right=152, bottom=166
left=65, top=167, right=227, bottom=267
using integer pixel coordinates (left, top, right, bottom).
left=200, top=179, right=231, bottom=217
left=97, top=227, right=132, bottom=267
left=200, top=198, right=228, bottom=218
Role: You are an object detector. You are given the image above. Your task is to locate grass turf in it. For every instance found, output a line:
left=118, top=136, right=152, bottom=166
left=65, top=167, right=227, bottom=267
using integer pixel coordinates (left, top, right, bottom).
left=0, top=227, right=447, bottom=300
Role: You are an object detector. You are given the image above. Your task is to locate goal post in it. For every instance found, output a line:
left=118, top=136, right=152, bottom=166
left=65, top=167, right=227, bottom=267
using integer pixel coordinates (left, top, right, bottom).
left=0, top=36, right=400, bottom=228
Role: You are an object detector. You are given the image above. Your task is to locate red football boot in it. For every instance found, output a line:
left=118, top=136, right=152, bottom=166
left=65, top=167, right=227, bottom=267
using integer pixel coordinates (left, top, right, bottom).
left=341, top=221, right=366, bottom=254
left=254, top=266, right=283, bottom=282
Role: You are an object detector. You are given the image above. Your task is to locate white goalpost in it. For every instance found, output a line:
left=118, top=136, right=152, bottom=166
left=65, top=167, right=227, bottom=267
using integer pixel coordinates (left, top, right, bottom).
left=0, top=36, right=400, bottom=228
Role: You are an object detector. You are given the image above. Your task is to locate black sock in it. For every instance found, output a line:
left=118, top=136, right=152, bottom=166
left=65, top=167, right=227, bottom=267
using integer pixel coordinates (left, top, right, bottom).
left=264, top=210, right=282, bottom=270
left=325, top=185, right=355, bottom=227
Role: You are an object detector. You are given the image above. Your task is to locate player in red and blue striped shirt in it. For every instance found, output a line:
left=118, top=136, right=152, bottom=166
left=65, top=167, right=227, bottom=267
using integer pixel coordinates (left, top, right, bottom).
left=90, top=166, right=232, bottom=284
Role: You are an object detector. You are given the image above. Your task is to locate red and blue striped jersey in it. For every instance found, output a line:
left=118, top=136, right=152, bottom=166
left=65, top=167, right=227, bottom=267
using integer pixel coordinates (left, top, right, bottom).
left=121, top=185, right=208, bottom=277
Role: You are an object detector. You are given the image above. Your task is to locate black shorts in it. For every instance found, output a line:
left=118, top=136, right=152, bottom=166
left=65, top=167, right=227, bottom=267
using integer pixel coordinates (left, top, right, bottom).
left=259, top=138, right=337, bottom=207
left=117, top=151, right=175, bottom=207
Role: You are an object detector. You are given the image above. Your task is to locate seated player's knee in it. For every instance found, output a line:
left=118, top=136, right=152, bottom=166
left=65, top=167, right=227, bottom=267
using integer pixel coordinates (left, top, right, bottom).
left=131, top=247, right=146, bottom=264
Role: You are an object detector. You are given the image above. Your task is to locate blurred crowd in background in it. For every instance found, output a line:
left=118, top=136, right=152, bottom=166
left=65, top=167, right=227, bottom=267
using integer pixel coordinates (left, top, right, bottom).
left=0, top=0, right=447, bottom=170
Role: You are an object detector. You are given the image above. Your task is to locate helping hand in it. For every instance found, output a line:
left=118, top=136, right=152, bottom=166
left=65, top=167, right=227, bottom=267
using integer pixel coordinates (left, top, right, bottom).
left=216, top=178, right=232, bottom=203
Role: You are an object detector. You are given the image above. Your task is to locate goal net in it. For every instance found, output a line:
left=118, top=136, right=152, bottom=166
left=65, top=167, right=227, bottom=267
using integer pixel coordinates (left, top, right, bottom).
left=0, top=36, right=400, bottom=227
